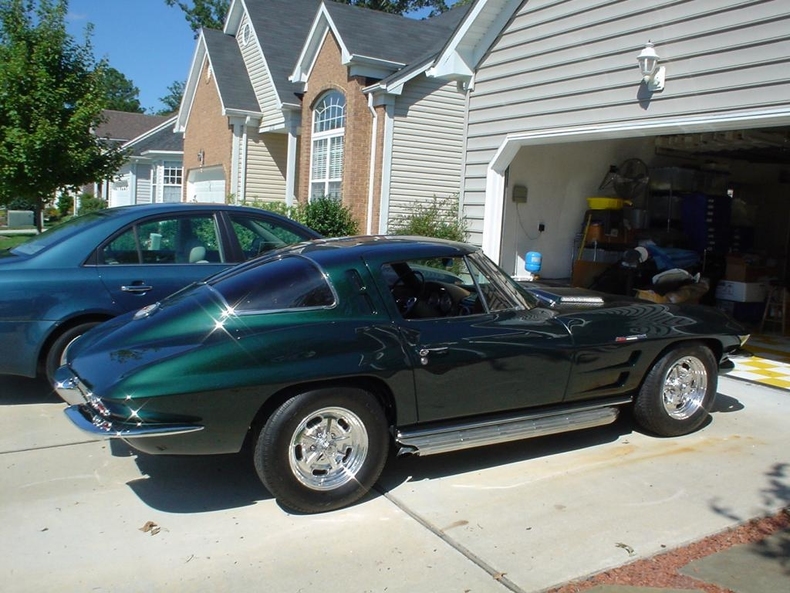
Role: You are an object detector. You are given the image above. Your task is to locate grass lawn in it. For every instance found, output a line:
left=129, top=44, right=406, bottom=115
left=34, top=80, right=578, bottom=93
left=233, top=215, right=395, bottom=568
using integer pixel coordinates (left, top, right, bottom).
left=0, top=234, right=35, bottom=250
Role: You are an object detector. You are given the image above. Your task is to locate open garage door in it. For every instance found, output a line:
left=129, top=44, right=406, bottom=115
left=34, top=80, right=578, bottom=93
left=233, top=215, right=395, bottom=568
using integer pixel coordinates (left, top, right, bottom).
left=187, top=166, right=226, bottom=203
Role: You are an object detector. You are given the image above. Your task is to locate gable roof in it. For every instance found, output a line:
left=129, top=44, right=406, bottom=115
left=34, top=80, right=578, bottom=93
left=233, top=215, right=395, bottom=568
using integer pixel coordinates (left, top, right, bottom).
left=292, top=0, right=471, bottom=83
left=96, top=110, right=171, bottom=143
left=202, top=28, right=260, bottom=113
left=124, top=116, right=183, bottom=158
left=242, top=0, right=321, bottom=106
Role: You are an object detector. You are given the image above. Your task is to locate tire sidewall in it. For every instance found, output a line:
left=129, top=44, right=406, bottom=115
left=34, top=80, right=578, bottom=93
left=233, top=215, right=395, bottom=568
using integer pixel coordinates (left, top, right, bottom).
left=45, top=322, right=101, bottom=384
left=255, top=387, right=389, bottom=513
left=634, top=343, right=717, bottom=437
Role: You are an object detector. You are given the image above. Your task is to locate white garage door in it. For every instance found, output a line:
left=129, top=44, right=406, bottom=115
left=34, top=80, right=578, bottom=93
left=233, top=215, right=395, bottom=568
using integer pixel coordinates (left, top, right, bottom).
left=187, top=166, right=226, bottom=203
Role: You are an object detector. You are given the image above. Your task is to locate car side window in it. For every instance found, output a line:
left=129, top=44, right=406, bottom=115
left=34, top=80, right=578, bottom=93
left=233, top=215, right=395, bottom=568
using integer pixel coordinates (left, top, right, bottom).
left=228, top=214, right=309, bottom=261
left=213, top=255, right=334, bottom=312
left=99, top=215, right=224, bottom=265
left=383, top=255, right=528, bottom=320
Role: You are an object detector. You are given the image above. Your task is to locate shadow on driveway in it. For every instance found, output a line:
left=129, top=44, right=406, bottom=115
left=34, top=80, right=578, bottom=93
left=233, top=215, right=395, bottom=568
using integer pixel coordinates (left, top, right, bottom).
left=0, top=374, right=60, bottom=404
left=115, top=440, right=273, bottom=513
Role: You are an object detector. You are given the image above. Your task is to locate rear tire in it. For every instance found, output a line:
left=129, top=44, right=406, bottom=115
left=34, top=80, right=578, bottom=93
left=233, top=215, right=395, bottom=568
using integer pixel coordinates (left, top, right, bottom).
left=254, top=387, right=389, bottom=513
left=633, top=343, right=717, bottom=437
left=45, top=322, right=101, bottom=385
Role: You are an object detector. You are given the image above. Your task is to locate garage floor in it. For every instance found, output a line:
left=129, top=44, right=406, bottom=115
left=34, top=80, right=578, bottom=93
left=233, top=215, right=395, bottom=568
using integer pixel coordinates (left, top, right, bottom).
left=731, top=332, right=790, bottom=390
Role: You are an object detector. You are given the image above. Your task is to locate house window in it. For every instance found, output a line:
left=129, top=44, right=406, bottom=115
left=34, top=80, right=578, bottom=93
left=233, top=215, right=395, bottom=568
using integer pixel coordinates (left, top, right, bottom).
left=241, top=23, right=251, bottom=47
left=310, top=91, right=345, bottom=201
left=162, top=161, right=183, bottom=203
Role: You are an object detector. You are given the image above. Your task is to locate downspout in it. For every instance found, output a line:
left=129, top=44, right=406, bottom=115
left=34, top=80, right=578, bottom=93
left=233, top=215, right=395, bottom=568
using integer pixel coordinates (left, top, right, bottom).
left=365, top=93, right=379, bottom=235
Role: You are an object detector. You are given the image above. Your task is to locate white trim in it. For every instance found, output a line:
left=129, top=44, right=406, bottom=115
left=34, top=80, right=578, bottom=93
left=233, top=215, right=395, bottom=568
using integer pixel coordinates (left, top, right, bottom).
left=366, top=94, right=379, bottom=235
left=480, top=106, right=790, bottom=261
left=428, top=0, right=522, bottom=82
left=377, top=98, right=395, bottom=234
left=230, top=119, right=243, bottom=201
left=175, top=34, right=207, bottom=133
left=285, top=111, right=298, bottom=206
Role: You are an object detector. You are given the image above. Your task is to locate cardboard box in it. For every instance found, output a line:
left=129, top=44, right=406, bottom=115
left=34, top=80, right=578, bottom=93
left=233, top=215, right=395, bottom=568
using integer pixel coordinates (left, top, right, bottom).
left=715, top=299, right=765, bottom=323
left=714, top=280, right=768, bottom=303
left=571, top=260, right=610, bottom=288
left=725, top=255, right=774, bottom=282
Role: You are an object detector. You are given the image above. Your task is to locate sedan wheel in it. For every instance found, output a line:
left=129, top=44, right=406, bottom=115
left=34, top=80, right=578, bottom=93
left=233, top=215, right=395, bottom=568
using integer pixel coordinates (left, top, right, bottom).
left=633, top=343, right=717, bottom=437
left=254, top=388, right=389, bottom=513
left=45, top=322, right=101, bottom=386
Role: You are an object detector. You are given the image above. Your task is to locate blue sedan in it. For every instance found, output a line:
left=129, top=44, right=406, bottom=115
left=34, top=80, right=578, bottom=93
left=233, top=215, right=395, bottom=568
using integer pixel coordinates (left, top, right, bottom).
left=0, top=203, right=320, bottom=381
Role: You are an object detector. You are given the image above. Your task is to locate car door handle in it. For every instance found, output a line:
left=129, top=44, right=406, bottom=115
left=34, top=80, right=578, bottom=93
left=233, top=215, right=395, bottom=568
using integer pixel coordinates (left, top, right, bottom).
left=121, top=284, right=153, bottom=294
left=418, top=346, right=449, bottom=365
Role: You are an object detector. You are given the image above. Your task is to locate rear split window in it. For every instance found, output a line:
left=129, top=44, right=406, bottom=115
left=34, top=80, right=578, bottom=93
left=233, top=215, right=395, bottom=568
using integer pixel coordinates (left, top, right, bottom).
left=213, top=255, right=334, bottom=312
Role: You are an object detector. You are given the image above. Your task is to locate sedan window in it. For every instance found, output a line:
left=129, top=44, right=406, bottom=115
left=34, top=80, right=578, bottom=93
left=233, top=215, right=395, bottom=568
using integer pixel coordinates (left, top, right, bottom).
left=228, top=214, right=312, bottom=261
left=99, top=215, right=224, bottom=265
left=213, top=255, right=334, bottom=312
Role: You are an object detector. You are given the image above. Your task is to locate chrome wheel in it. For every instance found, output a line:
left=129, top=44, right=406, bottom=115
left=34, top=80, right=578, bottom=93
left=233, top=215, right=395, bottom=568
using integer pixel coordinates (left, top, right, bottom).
left=662, top=355, right=708, bottom=420
left=288, top=406, right=369, bottom=491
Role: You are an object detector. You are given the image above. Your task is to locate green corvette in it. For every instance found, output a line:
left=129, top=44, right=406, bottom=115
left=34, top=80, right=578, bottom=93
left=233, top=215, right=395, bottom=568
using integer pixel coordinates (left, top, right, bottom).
left=55, top=236, right=748, bottom=513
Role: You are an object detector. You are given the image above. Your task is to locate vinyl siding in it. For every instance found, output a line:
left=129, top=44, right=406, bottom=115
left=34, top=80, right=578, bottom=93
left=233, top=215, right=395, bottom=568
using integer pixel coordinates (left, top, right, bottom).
left=462, top=0, right=790, bottom=245
left=135, top=164, right=153, bottom=204
left=243, top=131, right=288, bottom=201
left=238, top=12, right=284, bottom=129
left=387, top=76, right=466, bottom=226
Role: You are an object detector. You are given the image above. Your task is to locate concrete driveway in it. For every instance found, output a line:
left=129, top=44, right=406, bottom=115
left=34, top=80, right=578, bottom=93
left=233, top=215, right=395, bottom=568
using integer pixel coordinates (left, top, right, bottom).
left=1, top=374, right=788, bottom=593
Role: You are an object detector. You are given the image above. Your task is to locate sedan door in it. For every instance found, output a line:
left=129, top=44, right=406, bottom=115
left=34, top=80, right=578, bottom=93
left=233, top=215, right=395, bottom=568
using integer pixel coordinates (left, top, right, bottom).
left=382, top=255, right=574, bottom=423
left=96, top=213, right=229, bottom=311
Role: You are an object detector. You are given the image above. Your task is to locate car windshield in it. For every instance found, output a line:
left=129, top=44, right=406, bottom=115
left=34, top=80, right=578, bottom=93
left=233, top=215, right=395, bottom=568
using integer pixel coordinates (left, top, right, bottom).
left=10, top=212, right=107, bottom=256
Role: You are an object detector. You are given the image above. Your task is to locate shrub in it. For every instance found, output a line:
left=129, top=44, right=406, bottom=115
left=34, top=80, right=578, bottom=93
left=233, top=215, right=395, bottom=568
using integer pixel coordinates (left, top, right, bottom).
left=253, top=196, right=358, bottom=238
left=77, top=193, right=106, bottom=215
left=390, top=196, right=467, bottom=242
left=300, top=196, right=358, bottom=237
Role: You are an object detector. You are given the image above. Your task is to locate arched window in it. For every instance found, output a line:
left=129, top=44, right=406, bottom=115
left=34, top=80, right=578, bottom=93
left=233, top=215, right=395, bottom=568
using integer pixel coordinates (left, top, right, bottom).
left=310, top=91, right=345, bottom=201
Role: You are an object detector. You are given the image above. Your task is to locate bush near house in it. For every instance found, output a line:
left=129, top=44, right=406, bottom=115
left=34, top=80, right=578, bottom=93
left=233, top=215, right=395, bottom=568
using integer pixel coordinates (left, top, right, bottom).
left=389, top=196, right=468, bottom=242
left=77, top=193, right=106, bottom=215
left=252, top=196, right=358, bottom=238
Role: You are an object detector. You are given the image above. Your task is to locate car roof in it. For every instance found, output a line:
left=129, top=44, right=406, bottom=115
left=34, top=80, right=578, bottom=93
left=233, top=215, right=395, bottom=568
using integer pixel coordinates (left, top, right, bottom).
left=287, top=235, right=479, bottom=265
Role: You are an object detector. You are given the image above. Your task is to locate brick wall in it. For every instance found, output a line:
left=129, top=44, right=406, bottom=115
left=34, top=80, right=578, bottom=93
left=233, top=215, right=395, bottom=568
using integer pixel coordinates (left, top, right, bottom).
left=182, top=61, right=233, bottom=201
left=298, top=34, right=374, bottom=231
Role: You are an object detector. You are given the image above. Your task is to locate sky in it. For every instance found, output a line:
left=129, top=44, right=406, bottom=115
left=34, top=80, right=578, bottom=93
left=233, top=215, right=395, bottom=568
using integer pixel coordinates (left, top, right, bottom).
left=65, top=0, right=199, bottom=114
left=64, top=1, right=446, bottom=115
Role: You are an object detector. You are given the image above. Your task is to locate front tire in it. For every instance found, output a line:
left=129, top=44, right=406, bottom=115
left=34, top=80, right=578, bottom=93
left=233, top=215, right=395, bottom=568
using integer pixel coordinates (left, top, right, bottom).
left=633, top=343, right=717, bottom=437
left=254, top=388, right=389, bottom=513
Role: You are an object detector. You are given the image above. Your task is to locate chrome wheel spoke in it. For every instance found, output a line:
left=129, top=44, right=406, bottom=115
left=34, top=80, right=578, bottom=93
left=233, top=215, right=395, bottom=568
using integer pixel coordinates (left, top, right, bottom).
left=288, top=406, right=369, bottom=491
left=662, top=356, right=708, bottom=419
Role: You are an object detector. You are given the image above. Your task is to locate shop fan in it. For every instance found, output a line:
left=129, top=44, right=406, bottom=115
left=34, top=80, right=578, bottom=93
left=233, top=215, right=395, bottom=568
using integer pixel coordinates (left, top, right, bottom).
left=613, top=158, right=649, bottom=200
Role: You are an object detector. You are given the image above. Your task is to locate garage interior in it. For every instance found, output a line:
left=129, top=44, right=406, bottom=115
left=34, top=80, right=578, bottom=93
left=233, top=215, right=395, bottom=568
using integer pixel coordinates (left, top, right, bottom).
left=504, top=124, right=790, bottom=333
left=589, top=125, right=790, bottom=328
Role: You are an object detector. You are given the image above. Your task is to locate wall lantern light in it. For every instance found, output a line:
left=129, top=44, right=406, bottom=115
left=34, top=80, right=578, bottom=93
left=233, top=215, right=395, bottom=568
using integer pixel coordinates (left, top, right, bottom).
left=197, top=149, right=205, bottom=166
left=637, top=41, right=665, bottom=92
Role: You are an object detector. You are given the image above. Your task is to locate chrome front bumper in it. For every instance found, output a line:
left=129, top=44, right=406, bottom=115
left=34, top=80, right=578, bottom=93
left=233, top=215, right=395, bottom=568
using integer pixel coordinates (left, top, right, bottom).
left=53, top=365, right=203, bottom=439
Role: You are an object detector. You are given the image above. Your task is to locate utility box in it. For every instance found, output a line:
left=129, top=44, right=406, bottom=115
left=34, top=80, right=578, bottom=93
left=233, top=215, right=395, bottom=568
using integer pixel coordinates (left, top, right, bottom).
left=7, top=210, right=34, bottom=227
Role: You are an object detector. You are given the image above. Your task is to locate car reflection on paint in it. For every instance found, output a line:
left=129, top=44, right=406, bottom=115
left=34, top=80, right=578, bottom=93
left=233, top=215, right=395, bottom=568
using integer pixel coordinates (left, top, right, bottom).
left=54, top=236, right=748, bottom=513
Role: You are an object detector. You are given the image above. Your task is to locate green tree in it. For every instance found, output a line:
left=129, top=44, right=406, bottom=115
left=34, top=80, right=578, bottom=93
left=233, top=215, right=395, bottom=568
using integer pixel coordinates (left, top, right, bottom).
left=164, top=0, right=461, bottom=35
left=165, top=0, right=228, bottom=34
left=334, top=0, right=451, bottom=16
left=100, top=66, right=144, bottom=113
left=0, top=0, right=127, bottom=228
left=157, top=80, right=185, bottom=115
